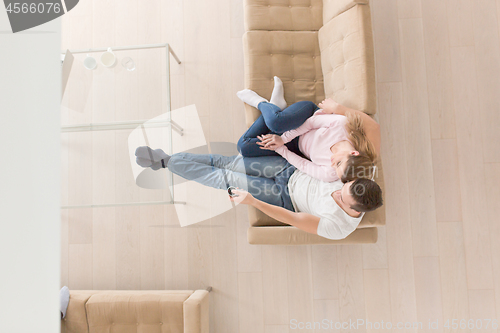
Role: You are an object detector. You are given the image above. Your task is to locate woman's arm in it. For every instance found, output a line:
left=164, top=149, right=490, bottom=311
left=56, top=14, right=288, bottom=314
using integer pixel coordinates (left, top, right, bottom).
left=280, top=112, right=341, bottom=144
left=274, top=146, right=338, bottom=182
left=229, top=189, right=320, bottom=235
left=318, top=99, right=381, bottom=155
left=280, top=116, right=316, bottom=143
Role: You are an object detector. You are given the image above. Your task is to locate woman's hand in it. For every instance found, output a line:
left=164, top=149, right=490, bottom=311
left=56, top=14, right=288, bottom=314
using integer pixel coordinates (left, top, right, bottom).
left=229, top=188, right=255, bottom=205
left=318, top=98, right=339, bottom=114
left=257, top=134, right=284, bottom=151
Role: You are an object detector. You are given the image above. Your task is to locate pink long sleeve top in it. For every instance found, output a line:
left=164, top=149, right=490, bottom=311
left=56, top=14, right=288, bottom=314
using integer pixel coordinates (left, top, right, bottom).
left=274, top=110, right=349, bottom=182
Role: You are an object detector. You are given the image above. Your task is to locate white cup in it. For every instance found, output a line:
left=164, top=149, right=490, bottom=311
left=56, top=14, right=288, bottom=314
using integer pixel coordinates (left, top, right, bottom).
left=83, top=54, right=97, bottom=70
left=100, top=47, right=116, bottom=67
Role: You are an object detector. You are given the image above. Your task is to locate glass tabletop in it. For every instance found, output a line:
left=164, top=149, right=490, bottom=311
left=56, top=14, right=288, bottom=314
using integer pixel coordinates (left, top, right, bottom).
left=60, top=44, right=176, bottom=210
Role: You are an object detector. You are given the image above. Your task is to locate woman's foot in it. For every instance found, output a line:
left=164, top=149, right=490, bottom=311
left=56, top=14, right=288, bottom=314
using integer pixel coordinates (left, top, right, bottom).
left=236, top=89, right=268, bottom=108
left=135, top=146, right=170, bottom=170
left=270, top=76, right=287, bottom=110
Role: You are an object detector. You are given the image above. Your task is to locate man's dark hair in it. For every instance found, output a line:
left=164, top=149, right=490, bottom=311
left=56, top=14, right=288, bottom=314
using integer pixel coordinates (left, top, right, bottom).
left=349, top=178, right=383, bottom=212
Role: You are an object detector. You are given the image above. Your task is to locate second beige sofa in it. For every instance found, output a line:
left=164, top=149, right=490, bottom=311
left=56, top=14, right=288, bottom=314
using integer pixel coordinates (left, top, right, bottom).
left=242, top=0, right=385, bottom=245
left=61, top=290, right=209, bottom=333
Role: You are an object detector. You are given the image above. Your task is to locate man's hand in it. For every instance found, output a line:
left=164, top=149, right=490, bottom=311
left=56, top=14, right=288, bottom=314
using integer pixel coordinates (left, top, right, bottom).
left=318, top=98, right=339, bottom=114
left=257, top=134, right=284, bottom=151
left=228, top=188, right=255, bottom=205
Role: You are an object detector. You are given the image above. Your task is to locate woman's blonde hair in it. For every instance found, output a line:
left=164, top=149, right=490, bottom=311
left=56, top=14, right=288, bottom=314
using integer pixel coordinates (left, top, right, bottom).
left=344, top=110, right=377, bottom=163
left=337, top=111, right=378, bottom=182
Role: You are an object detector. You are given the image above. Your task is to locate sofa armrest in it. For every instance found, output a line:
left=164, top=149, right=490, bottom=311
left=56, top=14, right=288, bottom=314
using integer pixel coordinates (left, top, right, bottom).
left=247, top=226, right=378, bottom=245
left=183, top=290, right=210, bottom=333
left=61, top=291, right=95, bottom=333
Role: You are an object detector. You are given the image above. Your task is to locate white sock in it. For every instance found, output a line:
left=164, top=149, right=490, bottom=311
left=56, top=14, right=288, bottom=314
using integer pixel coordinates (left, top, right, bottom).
left=270, top=76, right=287, bottom=110
left=236, top=89, right=268, bottom=108
left=60, top=286, right=70, bottom=319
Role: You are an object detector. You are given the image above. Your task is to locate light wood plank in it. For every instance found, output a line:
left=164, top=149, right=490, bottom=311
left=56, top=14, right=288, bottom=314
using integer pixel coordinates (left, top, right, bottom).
left=362, top=226, right=388, bottom=269
left=139, top=205, right=165, bottom=290
left=449, top=46, right=495, bottom=290
left=115, top=207, right=141, bottom=289
left=164, top=206, right=189, bottom=290
left=61, top=210, right=69, bottom=287
left=446, top=0, right=474, bottom=47
left=498, top=0, right=500, bottom=44
left=377, top=82, right=418, bottom=329
left=92, top=208, right=116, bottom=290
left=421, top=0, right=456, bottom=139
left=399, top=18, right=439, bottom=257
left=262, top=245, right=289, bottom=325
left=313, top=299, right=340, bottom=332
left=437, top=222, right=470, bottom=333
left=484, top=163, right=500, bottom=322
left=468, top=290, right=497, bottom=333
left=265, top=325, right=289, bottom=333
left=138, top=0, right=161, bottom=45
left=207, top=0, right=233, bottom=144
left=473, top=0, right=500, bottom=163
left=371, top=0, right=402, bottom=82
left=236, top=205, right=262, bottom=272
left=287, top=246, right=314, bottom=333
left=231, top=0, right=245, bottom=38
left=431, top=139, right=462, bottom=222
left=238, top=272, right=264, bottom=333
left=363, top=269, right=392, bottom=333
left=68, top=244, right=93, bottom=290
left=311, top=245, right=339, bottom=299
left=183, top=0, right=211, bottom=118
left=68, top=208, right=92, bottom=244
left=413, top=257, right=444, bottom=333
left=231, top=37, right=248, bottom=144
left=160, top=0, right=184, bottom=76
left=397, top=0, right=422, bottom=18
left=337, top=245, right=366, bottom=333
left=211, top=210, right=239, bottom=333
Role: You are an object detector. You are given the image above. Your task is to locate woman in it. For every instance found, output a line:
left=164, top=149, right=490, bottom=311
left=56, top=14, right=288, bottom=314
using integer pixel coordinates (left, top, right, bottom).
left=236, top=78, right=380, bottom=183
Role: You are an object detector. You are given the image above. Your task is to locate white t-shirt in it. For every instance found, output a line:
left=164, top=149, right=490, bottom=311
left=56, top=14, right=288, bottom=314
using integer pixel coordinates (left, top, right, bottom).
left=288, top=170, right=364, bottom=240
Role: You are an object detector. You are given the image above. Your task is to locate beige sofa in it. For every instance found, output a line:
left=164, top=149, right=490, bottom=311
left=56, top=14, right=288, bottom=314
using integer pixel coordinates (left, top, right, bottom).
left=61, top=290, right=209, bottom=333
left=243, top=0, right=385, bottom=244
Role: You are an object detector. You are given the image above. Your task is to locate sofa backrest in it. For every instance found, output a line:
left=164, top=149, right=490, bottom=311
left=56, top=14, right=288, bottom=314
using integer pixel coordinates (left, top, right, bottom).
left=62, top=290, right=195, bottom=333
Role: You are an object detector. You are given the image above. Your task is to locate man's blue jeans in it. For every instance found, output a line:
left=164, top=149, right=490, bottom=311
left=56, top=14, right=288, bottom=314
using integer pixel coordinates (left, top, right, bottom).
left=166, top=152, right=297, bottom=211
left=237, top=101, right=319, bottom=157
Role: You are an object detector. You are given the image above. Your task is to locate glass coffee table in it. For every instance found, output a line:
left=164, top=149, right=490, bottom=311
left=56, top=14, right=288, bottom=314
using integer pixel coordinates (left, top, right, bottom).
left=60, top=42, right=186, bottom=210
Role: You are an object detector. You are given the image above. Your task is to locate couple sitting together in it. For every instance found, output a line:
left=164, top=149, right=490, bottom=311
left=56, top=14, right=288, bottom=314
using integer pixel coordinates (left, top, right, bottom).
left=135, top=77, right=383, bottom=240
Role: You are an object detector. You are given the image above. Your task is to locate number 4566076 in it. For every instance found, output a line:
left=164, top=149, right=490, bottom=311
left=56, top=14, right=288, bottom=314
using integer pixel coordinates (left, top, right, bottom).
left=6, top=2, right=62, bottom=14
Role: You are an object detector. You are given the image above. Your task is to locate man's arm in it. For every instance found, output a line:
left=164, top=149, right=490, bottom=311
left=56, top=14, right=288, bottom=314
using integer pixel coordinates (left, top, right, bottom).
left=230, top=189, right=320, bottom=235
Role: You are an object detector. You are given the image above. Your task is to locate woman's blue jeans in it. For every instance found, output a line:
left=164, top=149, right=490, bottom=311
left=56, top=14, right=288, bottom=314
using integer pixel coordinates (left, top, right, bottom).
left=237, top=101, right=319, bottom=157
left=166, top=152, right=297, bottom=211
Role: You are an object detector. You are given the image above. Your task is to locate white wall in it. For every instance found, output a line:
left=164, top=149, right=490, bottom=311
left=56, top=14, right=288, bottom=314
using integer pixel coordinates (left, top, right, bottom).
left=0, top=7, right=61, bottom=333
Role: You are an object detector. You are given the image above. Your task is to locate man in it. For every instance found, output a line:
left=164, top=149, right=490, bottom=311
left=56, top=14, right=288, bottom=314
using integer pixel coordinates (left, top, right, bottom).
left=135, top=147, right=383, bottom=240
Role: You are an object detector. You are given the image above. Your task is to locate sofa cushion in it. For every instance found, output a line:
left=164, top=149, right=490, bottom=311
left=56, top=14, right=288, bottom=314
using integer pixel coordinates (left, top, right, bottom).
left=85, top=291, right=193, bottom=333
left=319, top=4, right=376, bottom=115
left=322, top=0, right=368, bottom=25
left=244, top=0, right=323, bottom=31
left=243, top=30, right=325, bottom=127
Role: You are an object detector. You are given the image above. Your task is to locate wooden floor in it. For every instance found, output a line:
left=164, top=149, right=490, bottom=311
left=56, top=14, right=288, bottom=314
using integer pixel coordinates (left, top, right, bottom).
left=61, top=0, right=500, bottom=332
